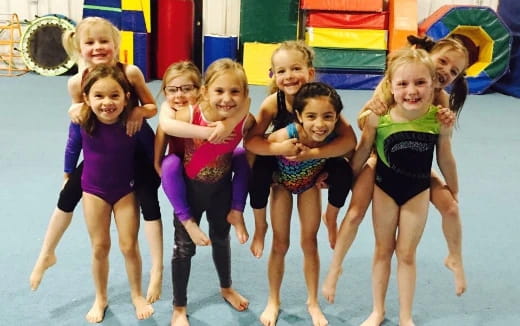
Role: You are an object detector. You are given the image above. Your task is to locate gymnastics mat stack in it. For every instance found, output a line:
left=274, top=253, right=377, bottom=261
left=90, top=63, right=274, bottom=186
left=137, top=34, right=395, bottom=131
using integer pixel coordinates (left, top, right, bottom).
left=240, top=0, right=299, bottom=85
left=202, top=0, right=240, bottom=72
left=82, top=0, right=152, bottom=80
left=301, top=0, right=387, bottom=90
left=387, top=0, right=417, bottom=52
left=419, top=5, right=512, bottom=94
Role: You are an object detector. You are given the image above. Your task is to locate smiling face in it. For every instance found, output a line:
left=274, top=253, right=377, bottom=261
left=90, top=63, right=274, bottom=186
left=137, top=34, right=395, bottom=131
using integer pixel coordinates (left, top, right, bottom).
left=84, top=76, right=127, bottom=124
left=431, top=48, right=467, bottom=89
left=164, top=74, right=199, bottom=111
left=296, top=96, right=338, bottom=144
left=203, top=71, right=247, bottom=120
left=390, top=62, right=434, bottom=115
left=79, top=24, right=117, bottom=66
left=272, top=49, right=315, bottom=97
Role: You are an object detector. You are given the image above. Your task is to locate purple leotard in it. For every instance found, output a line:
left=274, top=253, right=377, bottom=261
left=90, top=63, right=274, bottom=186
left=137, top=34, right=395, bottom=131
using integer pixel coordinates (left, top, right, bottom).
left=65, top=121, right=136, bottom=205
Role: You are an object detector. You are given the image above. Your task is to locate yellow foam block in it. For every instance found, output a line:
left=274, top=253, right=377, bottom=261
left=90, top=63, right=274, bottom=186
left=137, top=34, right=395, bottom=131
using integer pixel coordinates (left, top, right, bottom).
left=121, top=0, right=151, bottom=32
left=119, top=30, right=134, bottom=64
left=243, top=42, right=279, bottom=85
left=305, top=27, right=387, bottom=50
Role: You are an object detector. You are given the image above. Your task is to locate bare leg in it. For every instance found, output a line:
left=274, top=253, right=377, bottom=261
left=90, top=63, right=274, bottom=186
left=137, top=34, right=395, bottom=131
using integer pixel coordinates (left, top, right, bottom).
left=250, top=207, right=268, bottom=258
left=322, top=203, right=339, bottom=250
left=83, top=193, right=111, bottom=323
left=430, top=171, right=466, bottom=296
left=182, top=218, right=211, bottom=246
left=114, top=193, right=153, bottom=320
left=221, top=287, right=249, bottom=311
left=260, top=186, right=292, bottom=326
left=395, top=191, right=429, bottom=326
left=361, top=187, right=398, bottom=326
left=144, top=219, right=163, bottom=303
left=227, top=209, right=249, bottom=244
left=30, top=208, right=73, bottom=290
left=171, top=306, right=189, bottom=326
left=298, top=188, right=328, bottom=326
left=322, top=159, right=375, bottom=303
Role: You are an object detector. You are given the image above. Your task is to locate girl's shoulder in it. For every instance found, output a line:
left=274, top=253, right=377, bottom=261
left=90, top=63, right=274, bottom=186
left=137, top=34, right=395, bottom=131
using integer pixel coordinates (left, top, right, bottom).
left=121, top=63, right=145, bottom=84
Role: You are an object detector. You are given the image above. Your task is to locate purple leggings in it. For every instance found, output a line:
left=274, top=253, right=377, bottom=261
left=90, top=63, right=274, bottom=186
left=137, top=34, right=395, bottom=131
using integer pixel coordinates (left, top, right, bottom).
left=161, top=147, right=250, bottom=222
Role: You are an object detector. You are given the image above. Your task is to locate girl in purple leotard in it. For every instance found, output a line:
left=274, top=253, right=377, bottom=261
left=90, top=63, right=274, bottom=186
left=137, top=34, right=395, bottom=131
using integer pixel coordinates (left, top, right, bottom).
left=66, top=64, right=153, bottom=323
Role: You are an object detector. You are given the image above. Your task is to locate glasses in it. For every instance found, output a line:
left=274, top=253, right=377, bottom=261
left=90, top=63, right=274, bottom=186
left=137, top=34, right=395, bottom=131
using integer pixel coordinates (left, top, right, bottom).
left=165, top=84, right=197, bottom=95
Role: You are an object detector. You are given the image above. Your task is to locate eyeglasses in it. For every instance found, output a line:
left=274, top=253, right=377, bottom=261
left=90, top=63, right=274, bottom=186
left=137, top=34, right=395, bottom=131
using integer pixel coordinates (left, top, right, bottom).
left=165, top=84, right=197, bottom=95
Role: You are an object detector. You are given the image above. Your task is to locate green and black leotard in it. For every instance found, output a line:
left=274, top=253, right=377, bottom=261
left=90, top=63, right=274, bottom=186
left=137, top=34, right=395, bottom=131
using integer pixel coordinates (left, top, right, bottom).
left=374, top=105, right=440, bottom=205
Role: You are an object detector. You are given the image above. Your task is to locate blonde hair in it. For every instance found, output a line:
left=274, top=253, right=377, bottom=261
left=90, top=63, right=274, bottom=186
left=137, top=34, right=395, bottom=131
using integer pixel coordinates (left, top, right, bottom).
left=269, top=40, right=315, bottom=94
left=62, top=17, right=120, bottom=68
left=380, top=47, right=436, bottom=108
left=203, top=58, right=248, bottom=95
left=160, top=61, right=202, bottom=97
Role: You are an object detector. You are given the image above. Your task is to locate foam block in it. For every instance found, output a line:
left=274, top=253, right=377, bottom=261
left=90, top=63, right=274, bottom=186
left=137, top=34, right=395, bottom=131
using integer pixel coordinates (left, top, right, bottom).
left=306, top=27, right=387, bottom=50
left=388, top=0, right=417, bottom=52
left=121, top=10, right=146, bottom=32
left=316, top=69, right=383, bottom=90
left=300, top=0, right=383, bottom=12
left=243, top=42, right=279, bottom=85
left=120, top=30, right=151, bottom=80
left=306, top=11, right=388, bottom=30
left=204, top=35, right=238, bottom=71
left=82, top=6, right=122, bottom=28
left=313, top=48, right=386, bottom=71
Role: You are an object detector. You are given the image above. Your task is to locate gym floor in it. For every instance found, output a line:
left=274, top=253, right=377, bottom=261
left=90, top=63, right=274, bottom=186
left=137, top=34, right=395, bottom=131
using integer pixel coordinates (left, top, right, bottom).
left=1, top=72, right=519, bottom=325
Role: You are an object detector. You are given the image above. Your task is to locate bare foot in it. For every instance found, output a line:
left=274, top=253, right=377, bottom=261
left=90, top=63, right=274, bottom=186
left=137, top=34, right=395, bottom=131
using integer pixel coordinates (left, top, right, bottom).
left=250, top=223, right=268, bottom=258
left=260, top=299, right=280, bottom=326
left=85, top=298, right=108, bottom=323
left=360, top=311, right=385, bottom=326
left=183, top=219, right=211, bottom=246
left=308, top=302, right=328, bottom=326
left=132, top=295, right=154, bottom=320
left=322, top=207, right=339, bottom=249
left=322, top=267, right=342, bottom=303
left=226, top=209, right=249, bottom=244
left=445, top=255, right=467, bottom=296
left=221, top=287, right=249, bottom=311
left=171, top=306, right=189, bottom=326
left=30, top=253, right=57, bottom=290
left=146, top=267, right=163, bottom=303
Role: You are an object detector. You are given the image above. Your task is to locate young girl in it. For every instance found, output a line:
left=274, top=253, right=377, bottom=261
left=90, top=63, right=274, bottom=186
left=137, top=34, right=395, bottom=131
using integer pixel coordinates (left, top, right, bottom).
left=155, top=61, right=250, bottom=245
left=68, top=64, right=154, bottom=322
left=245, top=40, right=357, bottom=258
left=322, top=35, right=470, bottom=303
left=29, top=17, right=164, bottom=303
left=351, top=47, right=458, bottom=326
left=258, top=82, right=353, bottom=326
left=160, top=58, right=253, bottom=326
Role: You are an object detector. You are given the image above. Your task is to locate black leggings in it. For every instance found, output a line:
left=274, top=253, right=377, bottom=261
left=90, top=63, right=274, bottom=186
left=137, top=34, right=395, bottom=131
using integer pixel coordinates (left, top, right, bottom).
left=248, top=155, right=353, bottom=209
left=56, top=150, right=161, bottom=220
left=171, top=174, right=232, bottom=307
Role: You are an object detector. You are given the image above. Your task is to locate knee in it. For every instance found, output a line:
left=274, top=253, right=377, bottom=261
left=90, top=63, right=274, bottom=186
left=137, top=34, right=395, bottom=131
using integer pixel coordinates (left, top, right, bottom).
left=119, top=240, right=138, bottom=257
left=373, top=243, right=394, bottom=262
left=271, top=239, right=289, bottom=256
left=173, top=242, right=196, bottom=260
left=345, top=207, right=366, bottom=227
left=300, top=238, right=318, bottom=256
left=92, top=242, right=111, bottom=260
left=439, top=200, right=459, bottom=220
left=395, top=246, right=416, bottom=266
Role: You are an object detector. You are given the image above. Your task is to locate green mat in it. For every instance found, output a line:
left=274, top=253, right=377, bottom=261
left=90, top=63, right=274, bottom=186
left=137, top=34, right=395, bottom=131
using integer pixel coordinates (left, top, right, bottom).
left=313, top=48, right=386, bottom=71
left=239, top=0, right=299, bottom=43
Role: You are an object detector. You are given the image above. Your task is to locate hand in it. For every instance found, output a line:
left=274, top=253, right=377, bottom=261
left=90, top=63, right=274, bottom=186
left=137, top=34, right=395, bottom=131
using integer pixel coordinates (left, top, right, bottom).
left=314, top=172, right=329, bottom=189
left=436, top=106, right=456, bottom=128
left=126, top=107, right=144, bottom=136
left=284, top=143, right=311, bottom=161
left=365, top=97, right=388, bottom=115
left=207, top=121, right=236, bottom=144
left=278, top=138, right=301, bottom=157
left=69, top=106, right=83, bottom=124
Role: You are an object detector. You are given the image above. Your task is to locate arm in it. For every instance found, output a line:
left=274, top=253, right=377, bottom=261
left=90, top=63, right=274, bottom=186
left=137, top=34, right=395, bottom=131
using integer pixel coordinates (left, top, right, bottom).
left=436, top=125, right=459, bottom=198
left=243, top=94, right=300, bottom=156
left=350, top=113, right=378, bottom=176
left=357, top=81, right=391, bottom=129
left=207, top=97, right=251, bottom=143
left=158, top=101, right=214, bottom=139
left=294, top=116, right=357, bottom=161
left=64, top=122, right=82, bottom=178
left=125, top=64, right=157, bottom=135
left=66, top=74, right=84, bottom=123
